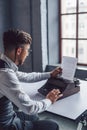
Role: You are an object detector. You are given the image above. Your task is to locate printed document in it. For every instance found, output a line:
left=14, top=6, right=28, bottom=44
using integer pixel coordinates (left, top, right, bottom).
left=61, top=56, right=78, bottom=81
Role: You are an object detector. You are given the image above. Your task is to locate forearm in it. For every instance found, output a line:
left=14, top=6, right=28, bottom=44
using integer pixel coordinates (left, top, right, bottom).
left=16, top=71, right=51, bottom=82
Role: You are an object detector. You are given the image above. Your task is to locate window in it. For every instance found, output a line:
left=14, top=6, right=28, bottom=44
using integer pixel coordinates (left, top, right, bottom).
left=59, top=0, right=87, bottom=65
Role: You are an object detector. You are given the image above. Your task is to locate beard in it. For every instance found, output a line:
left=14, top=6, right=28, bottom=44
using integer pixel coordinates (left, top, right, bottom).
left=18, top=59, right=24, bottom=66
left=17, top=56, right=27, bottom=66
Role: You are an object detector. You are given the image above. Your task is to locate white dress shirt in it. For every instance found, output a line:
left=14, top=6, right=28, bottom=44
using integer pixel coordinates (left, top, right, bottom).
left=0, top=53, right=52, bottom=115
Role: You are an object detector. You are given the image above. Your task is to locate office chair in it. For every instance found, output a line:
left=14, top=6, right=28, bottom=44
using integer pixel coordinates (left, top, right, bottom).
left=75, top=69, right=87, bottom=80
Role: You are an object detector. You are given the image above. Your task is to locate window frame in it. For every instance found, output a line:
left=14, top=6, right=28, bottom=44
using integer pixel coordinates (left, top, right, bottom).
left=59, top=0, right=87, bottom=66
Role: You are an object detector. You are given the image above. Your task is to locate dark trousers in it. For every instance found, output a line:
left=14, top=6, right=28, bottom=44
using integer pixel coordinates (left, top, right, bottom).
left=15, top=111, right=59, bottom=130
left=0, top=111, right=59, bottom=130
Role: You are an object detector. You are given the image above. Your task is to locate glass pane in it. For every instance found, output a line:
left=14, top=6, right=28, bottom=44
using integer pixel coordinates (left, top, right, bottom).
left=78, top=14, right=87, bottom=38
left=79, top=0, right=87, bottom=12
left=61, top=15, right=76, bottom=38
left=61, top=0, right=76, bottom=14
left=78, top=40, right=87, bottom=64
left=62, top=40, right=76, bottom=57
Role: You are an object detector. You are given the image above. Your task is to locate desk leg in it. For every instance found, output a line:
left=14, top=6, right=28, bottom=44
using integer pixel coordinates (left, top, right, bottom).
left=77, top=120, right=87, bottom=130
left=77, top=122, right=83, bottom=130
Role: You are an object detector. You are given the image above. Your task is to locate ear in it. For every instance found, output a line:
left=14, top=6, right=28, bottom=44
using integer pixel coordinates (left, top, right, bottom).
left=16, top=47, right=22, bottom=55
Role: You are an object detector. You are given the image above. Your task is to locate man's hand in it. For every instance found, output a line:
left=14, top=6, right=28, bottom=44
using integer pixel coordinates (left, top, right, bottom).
left=46, top=89, right=63, bottom=103
left=50, top=67, right=62, bottom=78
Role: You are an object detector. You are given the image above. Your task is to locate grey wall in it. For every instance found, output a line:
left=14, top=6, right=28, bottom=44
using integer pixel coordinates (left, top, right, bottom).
left=0, top=0, right=43, bottom=72
left=30, top=0, right=42, bottom=72
left=10, top=0, right=33, bottom=72
left=0, top=0, right=60, bottom=72
left=40, top=0, right=60, bottom=70
left=10, top=0, right=31, bottom=31
left=11, top=0, right=43, bottom=72
left=47, top=0, right=59, bottom=65
left=0, top=0, right=11, bottom=52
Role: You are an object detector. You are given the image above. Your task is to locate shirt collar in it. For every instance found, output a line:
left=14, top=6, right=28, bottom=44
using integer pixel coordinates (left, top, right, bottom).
left=0, top=53, right=18, bottom=72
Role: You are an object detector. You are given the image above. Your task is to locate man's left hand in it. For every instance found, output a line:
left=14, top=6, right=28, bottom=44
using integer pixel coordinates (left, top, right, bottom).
left=50, top=67, right=62, bottom=78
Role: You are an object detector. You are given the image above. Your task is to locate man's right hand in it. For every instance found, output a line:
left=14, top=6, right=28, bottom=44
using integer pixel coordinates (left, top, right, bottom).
left=46, top=89, right=63, bottom=103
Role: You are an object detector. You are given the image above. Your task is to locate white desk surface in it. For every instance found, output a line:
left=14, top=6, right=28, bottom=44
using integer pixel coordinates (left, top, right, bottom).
left=21, top=80, right=87, bottom=120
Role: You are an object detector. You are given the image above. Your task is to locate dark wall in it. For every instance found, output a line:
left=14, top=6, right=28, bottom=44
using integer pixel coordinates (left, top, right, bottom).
left=0, top=0, right=42, bottom=72
left=30, top=0, right=42, bottom=72
left=10, top=0, right=32, bottom=72
left=0, top=0, right=11, bottom=52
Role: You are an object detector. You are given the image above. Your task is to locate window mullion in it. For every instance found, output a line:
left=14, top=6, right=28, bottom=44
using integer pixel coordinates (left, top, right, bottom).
left=76, top=0, right=79, bottom=58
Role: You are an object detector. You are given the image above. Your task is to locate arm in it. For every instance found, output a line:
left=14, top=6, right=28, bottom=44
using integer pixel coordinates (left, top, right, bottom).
left=16, top=71, right=50, bottom=83
left=0, top=69, right=51, bottom=115
left=16, top=67, right=62, bottom=83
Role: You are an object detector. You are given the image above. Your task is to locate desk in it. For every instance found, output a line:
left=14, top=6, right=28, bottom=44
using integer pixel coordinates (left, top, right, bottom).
left=21, top=80, right=87, bottom=121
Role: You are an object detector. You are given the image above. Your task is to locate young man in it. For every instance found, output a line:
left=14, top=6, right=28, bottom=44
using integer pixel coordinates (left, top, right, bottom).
left=0, top=29, right=63, bottom=130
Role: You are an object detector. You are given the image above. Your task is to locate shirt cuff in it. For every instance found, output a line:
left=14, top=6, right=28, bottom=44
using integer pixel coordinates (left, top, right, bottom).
left=41, top=72, right=51, bottom=80
left=41, top=98, right=52, bottom=110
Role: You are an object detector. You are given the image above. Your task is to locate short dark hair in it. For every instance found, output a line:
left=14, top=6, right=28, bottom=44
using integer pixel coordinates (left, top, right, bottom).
left=3, top=29, right=32, bottom=51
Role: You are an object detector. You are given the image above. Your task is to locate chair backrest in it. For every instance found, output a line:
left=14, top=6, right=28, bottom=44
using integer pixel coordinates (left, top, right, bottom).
left=75, top=69, right=87, bottom=80
left=45, top=65, right=87, bottom=80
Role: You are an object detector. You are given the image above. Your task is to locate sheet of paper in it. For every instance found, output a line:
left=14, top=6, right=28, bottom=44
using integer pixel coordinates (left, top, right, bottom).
left=61, top=56, right=77, bottom=81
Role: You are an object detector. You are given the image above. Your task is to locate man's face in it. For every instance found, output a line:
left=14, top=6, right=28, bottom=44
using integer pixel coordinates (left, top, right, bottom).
left=17, top=44, right=31, bottom=65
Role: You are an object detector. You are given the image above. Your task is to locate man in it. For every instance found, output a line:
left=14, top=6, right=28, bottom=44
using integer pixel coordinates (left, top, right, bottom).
left=0, top=29, right=63, bottom=130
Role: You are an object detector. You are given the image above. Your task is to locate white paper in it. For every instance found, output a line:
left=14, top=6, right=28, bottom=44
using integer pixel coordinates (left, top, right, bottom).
left=61, top=56, right=77, bottom=81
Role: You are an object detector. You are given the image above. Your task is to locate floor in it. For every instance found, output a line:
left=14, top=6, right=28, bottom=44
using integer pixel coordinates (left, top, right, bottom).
left=39, top=112, right=87, bottom=130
